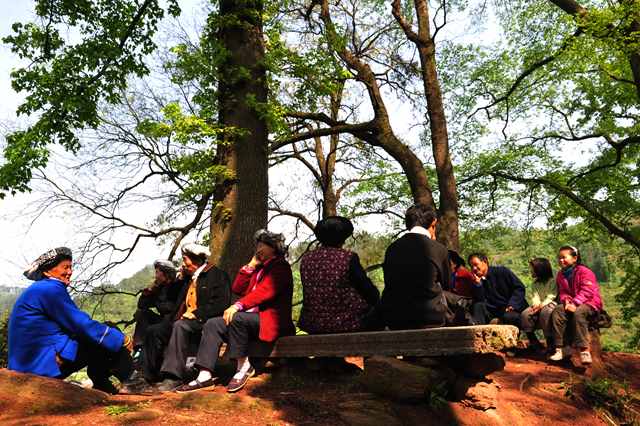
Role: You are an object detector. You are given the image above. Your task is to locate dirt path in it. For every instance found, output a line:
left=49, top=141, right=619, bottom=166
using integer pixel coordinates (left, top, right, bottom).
left=1, top=352, right=637, bottom=426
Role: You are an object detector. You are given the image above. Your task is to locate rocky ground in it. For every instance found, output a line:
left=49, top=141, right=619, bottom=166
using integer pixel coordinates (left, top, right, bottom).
left=0, top=351, right=638, bottom=426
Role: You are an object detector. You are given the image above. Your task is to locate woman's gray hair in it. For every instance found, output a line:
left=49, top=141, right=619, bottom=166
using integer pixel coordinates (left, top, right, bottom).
left=254, top=229, right=287, bottom=256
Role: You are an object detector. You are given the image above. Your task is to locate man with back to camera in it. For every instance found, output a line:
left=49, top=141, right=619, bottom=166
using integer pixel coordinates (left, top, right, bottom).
left=378, top=204, right=450, bottom=329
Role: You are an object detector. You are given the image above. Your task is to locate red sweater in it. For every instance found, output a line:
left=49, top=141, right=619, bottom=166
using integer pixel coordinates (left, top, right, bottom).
left=452, top=267, right=476, bottom=298
left=233, top=256, right=295, bottom=342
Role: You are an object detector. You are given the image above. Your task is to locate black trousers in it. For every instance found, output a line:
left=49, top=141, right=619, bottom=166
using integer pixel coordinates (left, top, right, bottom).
left=471, top=302, right=522, bottom=328
left=133, top=309, right=163, bottom=347
left=160, top=319, right=204, bottom=380
left=551, top=303, right=594, bottom=348
left=58, top=340, right=132, bottom=391
left=196, top=313, right=260, bottom=372
left=142, top=319, right=174, bottom=382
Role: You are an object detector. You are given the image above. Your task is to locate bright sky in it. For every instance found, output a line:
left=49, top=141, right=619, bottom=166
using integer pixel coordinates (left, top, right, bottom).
left=0, top=1, right=198, bottom=287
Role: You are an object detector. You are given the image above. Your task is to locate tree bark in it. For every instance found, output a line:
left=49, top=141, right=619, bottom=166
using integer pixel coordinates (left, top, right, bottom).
left=317, top=87, right=342, bottom=218
left=210, top=0, right=269, bottom=278
left=392, top=0, right=460, bottom=250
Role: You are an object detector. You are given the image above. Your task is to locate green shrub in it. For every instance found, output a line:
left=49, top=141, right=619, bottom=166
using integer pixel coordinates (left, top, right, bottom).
left=582, top=378, right=638, bottom=425
left=0, top=311, right=8, bottom=368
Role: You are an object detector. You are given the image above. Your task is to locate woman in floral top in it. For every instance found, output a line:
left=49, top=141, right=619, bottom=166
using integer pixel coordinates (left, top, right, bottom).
left=299, top=216, right=379, bottom=334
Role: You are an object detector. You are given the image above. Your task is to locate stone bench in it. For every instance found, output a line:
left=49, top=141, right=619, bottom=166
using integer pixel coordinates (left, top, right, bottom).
left=245, top=324, right=520, bottom=358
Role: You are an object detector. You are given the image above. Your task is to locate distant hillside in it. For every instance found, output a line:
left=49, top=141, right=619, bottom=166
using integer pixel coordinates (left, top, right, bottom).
left=74, top=265, right=155, bottom=329
left=0, top=287, right=24, bottom=314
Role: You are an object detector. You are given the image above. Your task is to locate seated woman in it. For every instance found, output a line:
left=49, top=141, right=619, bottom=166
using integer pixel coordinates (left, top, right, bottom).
left=549, top=246, right=603, bottom=365
left=520, top=257, right=556, bottom=352
left=448, top=250, right=476, bottom=298
left=520, top=257, right=558, bottom=351
left=445, top=250, right=483, bottom=325
left=176, top=230, right=295, bottom=393
left=299, top=216, right=380, bottom=334
left=9, top=247, right=133, bottom=394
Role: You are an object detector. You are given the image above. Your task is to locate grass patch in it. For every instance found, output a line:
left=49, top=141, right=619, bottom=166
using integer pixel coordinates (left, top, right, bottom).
left=564, top=377, right=640, bottom=425
left=105, top=404, right=137, bottom=416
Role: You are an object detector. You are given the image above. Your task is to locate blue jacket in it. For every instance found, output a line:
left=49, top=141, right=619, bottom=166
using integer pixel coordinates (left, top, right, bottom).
left=476, top=266, right=528, bottom=313
left=8, top=278, right=124, bottom=378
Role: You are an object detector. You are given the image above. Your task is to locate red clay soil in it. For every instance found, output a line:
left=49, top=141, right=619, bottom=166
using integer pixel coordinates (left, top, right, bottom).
left=1, top=352, right=638, bottom=426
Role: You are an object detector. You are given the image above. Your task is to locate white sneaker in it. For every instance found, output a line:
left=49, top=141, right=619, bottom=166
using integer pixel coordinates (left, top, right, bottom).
left=549, top=346, right=573, bottom=361
left=580, top=351, right=592, bottom=364
left=549, top=348, right=564, bottom=361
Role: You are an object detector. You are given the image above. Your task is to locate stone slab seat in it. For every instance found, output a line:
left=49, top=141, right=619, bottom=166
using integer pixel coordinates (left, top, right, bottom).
left=244, top=324, right=519, bottom=358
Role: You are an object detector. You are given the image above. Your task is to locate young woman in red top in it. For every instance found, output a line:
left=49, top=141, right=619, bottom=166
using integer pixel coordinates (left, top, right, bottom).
left=448, top=250, right=475, bottom=298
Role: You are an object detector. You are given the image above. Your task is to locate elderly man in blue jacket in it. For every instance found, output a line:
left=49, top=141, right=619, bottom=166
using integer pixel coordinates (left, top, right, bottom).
left=9, top=247, right=133, bottom=394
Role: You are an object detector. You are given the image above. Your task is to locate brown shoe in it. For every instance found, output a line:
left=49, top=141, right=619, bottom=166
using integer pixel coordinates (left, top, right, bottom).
left=226, top=367, right=255, bottom=393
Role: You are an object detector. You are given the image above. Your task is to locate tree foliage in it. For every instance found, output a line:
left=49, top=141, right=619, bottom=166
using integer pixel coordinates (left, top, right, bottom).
left=2, top=0, right=180, bottom=195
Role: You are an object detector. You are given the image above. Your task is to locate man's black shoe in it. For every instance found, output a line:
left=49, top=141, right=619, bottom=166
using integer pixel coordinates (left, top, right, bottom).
left=92, top=379, right=119, bottom=395
left=155, top=378, right=183, bottom=392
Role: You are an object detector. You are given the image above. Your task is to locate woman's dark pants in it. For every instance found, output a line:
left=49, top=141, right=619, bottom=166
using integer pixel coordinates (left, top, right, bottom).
left=195, top=312, right=260, bottom=372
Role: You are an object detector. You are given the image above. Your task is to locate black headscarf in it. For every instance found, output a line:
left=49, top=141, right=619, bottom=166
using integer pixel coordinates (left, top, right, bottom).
left=314, top=216, right=354, bottom=247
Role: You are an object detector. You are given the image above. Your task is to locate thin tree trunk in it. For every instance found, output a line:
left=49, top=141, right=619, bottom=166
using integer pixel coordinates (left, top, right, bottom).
left=319, top=0, right=436, bottom=210
left=210, top=0, right=268, bottom=278
left=319, top=87, right=342, bottom=218
left=392, top=0, right=460, bottom=250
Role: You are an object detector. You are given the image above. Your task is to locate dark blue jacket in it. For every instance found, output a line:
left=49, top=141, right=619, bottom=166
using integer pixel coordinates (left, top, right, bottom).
left=476, top=266, right=528, bottom=313
left=8, top=278, right=124, bottom=378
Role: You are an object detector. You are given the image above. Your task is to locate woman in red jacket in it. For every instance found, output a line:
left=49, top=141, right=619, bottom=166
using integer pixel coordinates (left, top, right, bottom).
left=176, top=229, right=294, bottom=393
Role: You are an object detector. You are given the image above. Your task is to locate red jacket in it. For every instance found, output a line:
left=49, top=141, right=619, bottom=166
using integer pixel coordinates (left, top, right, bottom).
left=233, top=256, right=295, bottom=342
left=452, top=267, right=476, bottom=298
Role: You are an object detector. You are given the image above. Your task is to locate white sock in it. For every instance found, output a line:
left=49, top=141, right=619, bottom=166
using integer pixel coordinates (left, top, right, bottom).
left=233, top=357, right=252, bottom=379
left=188, top=369, right=212, bottom=385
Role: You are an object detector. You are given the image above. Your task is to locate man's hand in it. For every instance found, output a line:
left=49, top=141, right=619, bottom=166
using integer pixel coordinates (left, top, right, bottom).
left=182, top=311, right=196, bottom=320
left=223, top=305, right=239, bottom=325
left=531, top=305, right=542, bottom=314
left=123, top=335, right=134, bottom=353
left=565, top=302, right=577, bottom=313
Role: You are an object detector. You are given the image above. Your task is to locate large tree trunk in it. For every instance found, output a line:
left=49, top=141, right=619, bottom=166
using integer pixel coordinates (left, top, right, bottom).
left=210, top=0, right=268, bottom=278
left=392, top=0, right=460, bottom=251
